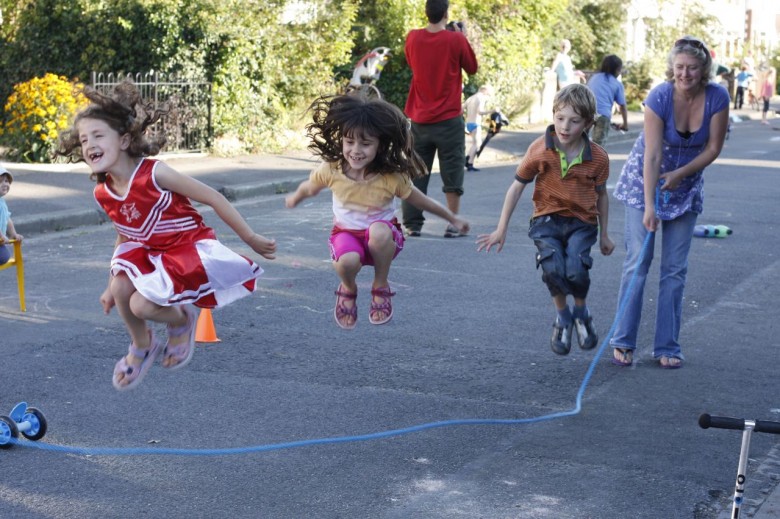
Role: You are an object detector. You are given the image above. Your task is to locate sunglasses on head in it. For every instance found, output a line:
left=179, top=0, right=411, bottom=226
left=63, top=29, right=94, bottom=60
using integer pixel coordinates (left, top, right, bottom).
left=675, top=38, right=707, bottom=51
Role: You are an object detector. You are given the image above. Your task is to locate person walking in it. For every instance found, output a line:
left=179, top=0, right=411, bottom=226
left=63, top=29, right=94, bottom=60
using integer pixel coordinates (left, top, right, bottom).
left=586, top=54, right=628, bottom=146
left=401, top=0, right=478, bottom=238
left=761, top=68, right=776, bottom=125
left=610, top=36, right=729, bottom=369
left=734, top=65, right=752, bottom=110
left=464, top=84, right=493, bottom=171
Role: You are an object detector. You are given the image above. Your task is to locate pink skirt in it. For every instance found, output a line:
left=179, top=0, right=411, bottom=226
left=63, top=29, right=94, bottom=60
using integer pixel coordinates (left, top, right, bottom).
left=109, top=239, right=263, bottom=308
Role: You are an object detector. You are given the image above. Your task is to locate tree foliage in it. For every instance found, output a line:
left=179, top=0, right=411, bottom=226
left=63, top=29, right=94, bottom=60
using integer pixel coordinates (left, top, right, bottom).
left=1, top=0, right=729, bottom=155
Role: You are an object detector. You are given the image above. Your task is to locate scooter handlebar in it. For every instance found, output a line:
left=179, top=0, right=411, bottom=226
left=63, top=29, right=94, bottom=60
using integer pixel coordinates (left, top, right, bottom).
left=699, top=413, right=780, bottom=434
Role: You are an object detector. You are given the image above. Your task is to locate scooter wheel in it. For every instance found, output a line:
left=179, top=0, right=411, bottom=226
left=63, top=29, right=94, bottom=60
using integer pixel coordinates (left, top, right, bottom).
left=21, top=408, right=47, bottom=441
left=0, top=415, right=19, bottom=449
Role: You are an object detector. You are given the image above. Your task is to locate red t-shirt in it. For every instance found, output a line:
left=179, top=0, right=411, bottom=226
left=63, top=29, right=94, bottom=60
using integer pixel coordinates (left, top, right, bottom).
left=404, top=28, right=478, bottom=124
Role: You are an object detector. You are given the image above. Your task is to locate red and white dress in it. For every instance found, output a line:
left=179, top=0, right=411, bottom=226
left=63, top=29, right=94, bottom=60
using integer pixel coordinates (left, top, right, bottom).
left=94, top=158, right=262, bottom=308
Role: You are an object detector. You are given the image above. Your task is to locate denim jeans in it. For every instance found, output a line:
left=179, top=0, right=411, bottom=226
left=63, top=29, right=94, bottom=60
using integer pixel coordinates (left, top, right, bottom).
left=610, top=206, right=698, bottom=359
left=528, top=214, right=598, bottom=299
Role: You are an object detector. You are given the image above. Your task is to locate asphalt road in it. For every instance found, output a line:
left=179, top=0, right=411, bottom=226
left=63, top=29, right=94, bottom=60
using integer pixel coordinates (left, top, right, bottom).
left=1, top=118, right=779, bottom=518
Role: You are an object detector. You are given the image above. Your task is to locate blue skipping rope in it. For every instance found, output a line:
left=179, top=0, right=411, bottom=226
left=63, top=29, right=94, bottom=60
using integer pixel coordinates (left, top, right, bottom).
left=7, top=195, right=660, bottom=457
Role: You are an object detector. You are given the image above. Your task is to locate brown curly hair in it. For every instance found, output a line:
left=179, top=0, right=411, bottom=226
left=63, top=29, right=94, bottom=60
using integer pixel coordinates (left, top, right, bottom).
left=56, top=80, right=168, bottom=183
left=306, top=93, right=427, bottom=179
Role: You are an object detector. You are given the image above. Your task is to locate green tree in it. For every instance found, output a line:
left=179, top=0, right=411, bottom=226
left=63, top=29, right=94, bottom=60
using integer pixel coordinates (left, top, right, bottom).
left=550, top=0, right=626, bottom=72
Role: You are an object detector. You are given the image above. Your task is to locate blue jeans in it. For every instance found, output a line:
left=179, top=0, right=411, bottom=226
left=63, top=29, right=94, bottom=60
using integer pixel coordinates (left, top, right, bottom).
left=610, top=206, right=698, bottom=359
left=528, top=214, right=598, bottom=299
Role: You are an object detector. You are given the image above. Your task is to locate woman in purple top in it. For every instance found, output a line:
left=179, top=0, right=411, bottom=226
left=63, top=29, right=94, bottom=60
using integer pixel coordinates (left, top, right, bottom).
left=610, top=36, right=730, bottom=369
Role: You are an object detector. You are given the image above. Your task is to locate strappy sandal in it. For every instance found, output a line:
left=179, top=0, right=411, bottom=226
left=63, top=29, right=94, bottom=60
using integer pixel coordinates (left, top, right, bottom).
left=334, top=284, right=357, bottom=330
left=611, top=347, right=633, bottom=367
left=369, top=286, right=396, bottom=325
left=112, top=330, right=164, bottom=391
left=162, top=305, right=197, bottom=370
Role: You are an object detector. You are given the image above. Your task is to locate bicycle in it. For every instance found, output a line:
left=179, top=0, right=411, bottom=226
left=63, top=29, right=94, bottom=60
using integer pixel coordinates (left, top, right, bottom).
left=344, top=47, right=391, bottom=100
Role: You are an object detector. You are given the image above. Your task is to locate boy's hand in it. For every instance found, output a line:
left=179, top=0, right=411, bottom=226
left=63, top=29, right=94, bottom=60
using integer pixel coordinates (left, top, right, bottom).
left=284, top=193, right=299, bottom=209
left=600, top=234, right=615, bottom=256
left=246, top=233, right=277, bottom=260
left=100, top=288, right=115, bottom=315
left=476, top=229, right=506, bottom=253
left=9, top=233, right=22, bottom=242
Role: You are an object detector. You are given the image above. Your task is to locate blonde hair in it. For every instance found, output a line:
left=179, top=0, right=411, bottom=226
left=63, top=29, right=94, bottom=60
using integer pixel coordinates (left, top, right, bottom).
left=552, top=84, right=596, bottom=123
left=665, top=36, right=713, bottom=85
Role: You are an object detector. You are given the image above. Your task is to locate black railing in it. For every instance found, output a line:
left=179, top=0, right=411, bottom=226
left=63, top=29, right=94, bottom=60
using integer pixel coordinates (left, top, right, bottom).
left=91, top=72, right=212, bottom=153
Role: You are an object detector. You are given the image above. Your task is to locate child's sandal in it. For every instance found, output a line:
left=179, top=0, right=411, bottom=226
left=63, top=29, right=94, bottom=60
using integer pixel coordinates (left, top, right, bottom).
left=112, top=330, right=164, bottom=391
left=162, top=305, right=197, bottom=370
left=369, top=286, right=395, bottom=325
left=334, top=284, right=358, bottom=330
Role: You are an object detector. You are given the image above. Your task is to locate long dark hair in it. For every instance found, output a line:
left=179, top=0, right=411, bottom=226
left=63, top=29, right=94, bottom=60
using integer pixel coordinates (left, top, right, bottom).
left=306, top=94, right=427, bottom=179
left=56, top=80, right=168, bottom=183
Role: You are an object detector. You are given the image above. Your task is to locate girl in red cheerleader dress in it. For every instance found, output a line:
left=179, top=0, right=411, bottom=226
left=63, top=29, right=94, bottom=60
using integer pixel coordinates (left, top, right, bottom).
left=57, top=81, right=277, bottom=391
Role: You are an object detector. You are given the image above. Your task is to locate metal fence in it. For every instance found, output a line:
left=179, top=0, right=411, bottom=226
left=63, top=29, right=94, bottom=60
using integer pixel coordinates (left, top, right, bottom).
left=91, top=72, right=212, bottom=153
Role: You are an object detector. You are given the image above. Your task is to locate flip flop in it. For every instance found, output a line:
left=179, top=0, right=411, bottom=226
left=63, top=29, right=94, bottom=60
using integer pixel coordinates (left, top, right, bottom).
left=659, top=355, right=683, bottom=369
left=369, top=286, right=395, bottom=325
left=162, top=305, right=197, bottom=370
left=334, top=284, right=357, bottom=330
left=611, top=347, right=633, bottom=367
left=112, top=330, right=164, bottom=391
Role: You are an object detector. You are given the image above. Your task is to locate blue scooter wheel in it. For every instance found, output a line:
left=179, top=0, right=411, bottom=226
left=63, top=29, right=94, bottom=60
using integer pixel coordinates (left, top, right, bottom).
left=0, top=415, right=19, bottom=448
left=21, top=408, right=47, bottom=441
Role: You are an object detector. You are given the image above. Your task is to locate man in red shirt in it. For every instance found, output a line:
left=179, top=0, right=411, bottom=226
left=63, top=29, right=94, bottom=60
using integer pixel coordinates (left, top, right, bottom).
left=401, top=0, right=478, bottom=237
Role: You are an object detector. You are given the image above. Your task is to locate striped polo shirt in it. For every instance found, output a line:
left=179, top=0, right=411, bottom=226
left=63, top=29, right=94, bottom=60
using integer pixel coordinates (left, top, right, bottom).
left=515, top=125, right=609, bottom=225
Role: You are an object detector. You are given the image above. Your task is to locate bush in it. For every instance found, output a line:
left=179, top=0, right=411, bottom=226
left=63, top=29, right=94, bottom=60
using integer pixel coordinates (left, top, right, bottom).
left=1, top=74, right=87, bottom=163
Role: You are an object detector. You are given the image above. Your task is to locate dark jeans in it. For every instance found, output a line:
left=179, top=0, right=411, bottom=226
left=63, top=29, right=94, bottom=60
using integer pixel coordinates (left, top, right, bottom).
left=735, top=86, right=745, bottom=109
left=528, top=214, right=598, bottom=299
left=402, top=116, right=465, bottom=231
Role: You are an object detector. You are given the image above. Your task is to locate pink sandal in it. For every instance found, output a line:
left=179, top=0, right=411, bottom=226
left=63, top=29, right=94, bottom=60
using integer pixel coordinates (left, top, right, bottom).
left=334, top=284, right=358, bottom=330
left=163, top=305, right=197, bottom=370
left=112, top=330, right=164, bottom=391
left=369, top=286, right=395, bottom=325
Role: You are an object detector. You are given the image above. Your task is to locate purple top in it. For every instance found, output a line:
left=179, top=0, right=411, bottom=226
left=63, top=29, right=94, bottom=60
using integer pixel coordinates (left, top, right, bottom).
left=613, top=81, right=729, bottom=219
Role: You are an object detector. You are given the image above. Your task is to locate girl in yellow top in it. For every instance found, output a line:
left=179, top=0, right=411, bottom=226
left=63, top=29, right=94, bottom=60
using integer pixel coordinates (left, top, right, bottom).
left=286, top=94, right=469, bottom=329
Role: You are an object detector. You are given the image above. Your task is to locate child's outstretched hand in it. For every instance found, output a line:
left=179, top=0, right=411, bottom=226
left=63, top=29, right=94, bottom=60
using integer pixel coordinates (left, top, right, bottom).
left=246, top=233, right=277, bottom=260
left=476, top=229, right=506, bottom=253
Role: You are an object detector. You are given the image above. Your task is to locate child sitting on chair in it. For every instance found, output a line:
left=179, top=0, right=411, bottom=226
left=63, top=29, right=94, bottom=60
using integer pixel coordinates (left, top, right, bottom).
left=0, top=166, right=23, bottom=266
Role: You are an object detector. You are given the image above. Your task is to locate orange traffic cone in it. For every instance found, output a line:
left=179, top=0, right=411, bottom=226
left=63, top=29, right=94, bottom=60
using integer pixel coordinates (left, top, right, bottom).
left=195, top=308, right=221, bottom=343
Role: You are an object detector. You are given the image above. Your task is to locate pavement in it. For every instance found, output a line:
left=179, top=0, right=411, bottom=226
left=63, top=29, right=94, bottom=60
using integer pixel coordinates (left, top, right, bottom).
left=3, top=102, right=780, bottom=518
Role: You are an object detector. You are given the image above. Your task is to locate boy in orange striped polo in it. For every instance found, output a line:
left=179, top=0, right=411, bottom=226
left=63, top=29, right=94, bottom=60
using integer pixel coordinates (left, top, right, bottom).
left=477, top=84, right=615, bottom=355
